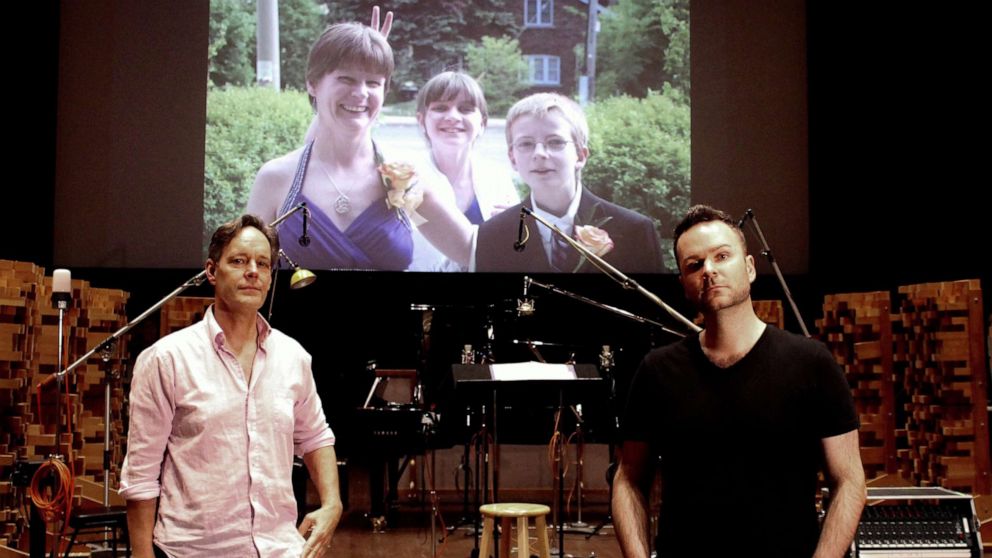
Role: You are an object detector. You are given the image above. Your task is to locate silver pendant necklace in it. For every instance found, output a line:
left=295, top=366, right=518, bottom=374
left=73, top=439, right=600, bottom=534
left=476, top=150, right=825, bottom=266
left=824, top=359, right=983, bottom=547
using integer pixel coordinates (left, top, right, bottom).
left=319, top=162, right=351, bottom=214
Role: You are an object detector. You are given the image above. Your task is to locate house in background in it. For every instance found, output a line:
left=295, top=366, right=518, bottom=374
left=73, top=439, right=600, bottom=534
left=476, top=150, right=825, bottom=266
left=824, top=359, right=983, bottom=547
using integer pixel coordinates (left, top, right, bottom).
left=516, top=0, right=609, bottom=97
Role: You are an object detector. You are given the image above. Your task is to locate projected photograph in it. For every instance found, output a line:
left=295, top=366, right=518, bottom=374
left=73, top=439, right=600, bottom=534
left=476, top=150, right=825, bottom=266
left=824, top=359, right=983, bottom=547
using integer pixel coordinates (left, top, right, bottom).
left=203, top=0, right=689, bottom=273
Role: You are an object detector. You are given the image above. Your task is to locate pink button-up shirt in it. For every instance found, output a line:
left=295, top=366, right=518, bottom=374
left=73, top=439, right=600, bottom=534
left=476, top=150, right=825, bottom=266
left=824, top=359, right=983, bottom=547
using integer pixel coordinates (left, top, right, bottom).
left=120, top=307, right=334, bottom=557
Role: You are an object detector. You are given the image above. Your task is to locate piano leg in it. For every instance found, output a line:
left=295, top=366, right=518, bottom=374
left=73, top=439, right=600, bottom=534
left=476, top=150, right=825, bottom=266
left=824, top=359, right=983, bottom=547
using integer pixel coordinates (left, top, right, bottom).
left=369, top=458, right=386, bottom=531
left=368, top=455, right=410, bottom=530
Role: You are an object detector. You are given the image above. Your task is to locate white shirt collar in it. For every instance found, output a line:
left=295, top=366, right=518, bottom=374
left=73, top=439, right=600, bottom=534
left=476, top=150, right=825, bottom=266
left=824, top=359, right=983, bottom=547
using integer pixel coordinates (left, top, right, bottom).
left=530, top=185, right=582, bottom=259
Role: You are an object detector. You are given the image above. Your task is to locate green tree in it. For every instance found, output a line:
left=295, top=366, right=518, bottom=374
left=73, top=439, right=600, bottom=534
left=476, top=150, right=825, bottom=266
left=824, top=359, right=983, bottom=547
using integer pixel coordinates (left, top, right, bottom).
left=209, top=0, right=326, bottom=91
left=596, top=0, right=689, bottom=98
left=584, top=86, right=690, bottom=270
left=466, top=36, right=528, bottom=116
left=654, top=0, right=689, bottom=96
left=320, top=1, right=518, bottom=95
left=279, top=0, right=327, bottom=91
left=203, top=87, right=312, bottom=251
left=208, top=0, right=256, bottom=87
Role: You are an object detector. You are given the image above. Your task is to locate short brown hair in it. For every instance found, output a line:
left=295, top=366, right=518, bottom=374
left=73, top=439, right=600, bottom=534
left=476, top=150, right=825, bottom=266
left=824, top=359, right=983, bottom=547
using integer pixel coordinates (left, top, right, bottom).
left=208, top=214, right=279, bottom=265
left=415, top=71, right=489, bottom=138
left=672, top=205, right=747, bottom=267
left=306, top=22, right=394, bottom=109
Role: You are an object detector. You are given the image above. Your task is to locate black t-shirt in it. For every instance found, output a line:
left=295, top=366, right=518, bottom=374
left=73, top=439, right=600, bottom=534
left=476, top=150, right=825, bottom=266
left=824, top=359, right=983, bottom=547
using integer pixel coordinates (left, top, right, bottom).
left=621, top=325, right=859, bottom=557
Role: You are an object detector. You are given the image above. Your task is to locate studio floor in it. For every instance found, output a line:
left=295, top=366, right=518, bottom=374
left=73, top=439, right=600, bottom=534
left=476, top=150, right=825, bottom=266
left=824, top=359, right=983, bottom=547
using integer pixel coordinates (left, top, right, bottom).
left=323, top=503, right=620, bottom=558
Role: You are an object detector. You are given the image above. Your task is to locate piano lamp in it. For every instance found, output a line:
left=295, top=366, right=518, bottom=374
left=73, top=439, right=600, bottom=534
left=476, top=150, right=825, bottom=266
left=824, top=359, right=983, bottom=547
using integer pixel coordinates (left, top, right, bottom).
left=265, top=249, right=315, bottom=321
left=278, top=249, right=316, bottom=289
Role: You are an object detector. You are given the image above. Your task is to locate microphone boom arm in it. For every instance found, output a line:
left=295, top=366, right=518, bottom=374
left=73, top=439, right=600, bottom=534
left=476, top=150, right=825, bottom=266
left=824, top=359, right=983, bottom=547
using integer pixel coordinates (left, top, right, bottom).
left=526, top=276, right=685, bottom=338
left=521, top=207, right=700, bottom=334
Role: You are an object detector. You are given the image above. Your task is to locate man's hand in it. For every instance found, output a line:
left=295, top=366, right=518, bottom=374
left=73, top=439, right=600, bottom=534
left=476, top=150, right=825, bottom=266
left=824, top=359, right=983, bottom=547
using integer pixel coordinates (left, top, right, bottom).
left=299, top=502, right=343, bottom=558
left=301, top=446, right=344, bottom=557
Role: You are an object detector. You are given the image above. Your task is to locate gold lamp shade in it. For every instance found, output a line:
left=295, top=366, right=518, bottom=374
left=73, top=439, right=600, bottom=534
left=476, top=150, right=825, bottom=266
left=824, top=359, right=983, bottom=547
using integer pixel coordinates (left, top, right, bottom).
left=289, top=267, right=316, bottom=289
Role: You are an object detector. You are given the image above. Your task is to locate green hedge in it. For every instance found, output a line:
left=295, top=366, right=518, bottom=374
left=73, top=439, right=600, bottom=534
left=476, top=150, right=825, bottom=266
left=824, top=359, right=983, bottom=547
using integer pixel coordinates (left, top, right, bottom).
left=203, top=86, right=312, bottom=251
left=584, top=87, right=690, bottom=270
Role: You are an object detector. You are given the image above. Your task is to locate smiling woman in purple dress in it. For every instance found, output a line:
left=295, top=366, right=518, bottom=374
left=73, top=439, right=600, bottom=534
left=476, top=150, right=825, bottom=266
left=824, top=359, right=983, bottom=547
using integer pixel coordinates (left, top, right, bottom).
left=247, top=21, right=472, bottom=271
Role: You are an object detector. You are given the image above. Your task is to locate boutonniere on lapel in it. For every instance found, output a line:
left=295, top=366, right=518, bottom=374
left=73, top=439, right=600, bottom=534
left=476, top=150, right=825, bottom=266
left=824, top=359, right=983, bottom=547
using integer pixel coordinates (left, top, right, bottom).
left=572, top=214, right=614, bottom=272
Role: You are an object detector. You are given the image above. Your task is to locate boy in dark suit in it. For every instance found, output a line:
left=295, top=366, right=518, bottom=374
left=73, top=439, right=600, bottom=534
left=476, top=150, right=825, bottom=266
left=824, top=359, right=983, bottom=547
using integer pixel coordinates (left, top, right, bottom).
left=474, top=93, right=664, bottom=273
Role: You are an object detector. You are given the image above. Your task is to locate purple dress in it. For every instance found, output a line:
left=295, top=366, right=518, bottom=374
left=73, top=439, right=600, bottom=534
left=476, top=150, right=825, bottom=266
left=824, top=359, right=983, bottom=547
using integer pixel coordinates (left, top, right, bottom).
left=277, top=141, right=413, bottom=271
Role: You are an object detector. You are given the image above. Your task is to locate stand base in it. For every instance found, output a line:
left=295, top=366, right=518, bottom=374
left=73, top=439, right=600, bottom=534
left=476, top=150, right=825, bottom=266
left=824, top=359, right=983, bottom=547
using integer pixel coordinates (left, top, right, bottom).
left=446, top=516, right=482, bottom=535
left=448, top=524, right=482, bottom=536
left=562, top=523, right=599, bottom=536
left=583, top=520, right=614, bottom=539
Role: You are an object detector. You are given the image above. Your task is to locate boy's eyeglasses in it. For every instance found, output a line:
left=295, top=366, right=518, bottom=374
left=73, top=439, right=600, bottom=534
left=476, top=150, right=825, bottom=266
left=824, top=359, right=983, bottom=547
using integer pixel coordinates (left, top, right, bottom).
left=511, top=138, right=573, bottom=154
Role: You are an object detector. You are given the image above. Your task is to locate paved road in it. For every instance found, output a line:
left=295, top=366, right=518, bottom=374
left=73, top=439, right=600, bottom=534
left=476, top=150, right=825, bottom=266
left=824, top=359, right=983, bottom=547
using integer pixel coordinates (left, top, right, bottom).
left=371, top=116, right=514, bottom=176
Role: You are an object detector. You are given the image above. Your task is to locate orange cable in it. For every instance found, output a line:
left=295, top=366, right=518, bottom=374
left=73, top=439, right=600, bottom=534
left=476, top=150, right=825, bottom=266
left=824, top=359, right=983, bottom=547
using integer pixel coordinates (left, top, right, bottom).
left=29, top=456, right=75, bottom=555
left=29, top=358, right=78, bottom=555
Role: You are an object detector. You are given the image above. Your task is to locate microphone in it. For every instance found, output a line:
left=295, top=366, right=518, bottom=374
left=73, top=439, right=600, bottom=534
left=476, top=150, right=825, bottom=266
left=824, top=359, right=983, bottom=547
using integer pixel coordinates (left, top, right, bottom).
left=517, top=276, right=535, bottom=316
left=599, top=344, right=614, bottom=372
left=737, top=208, right=754, bottom=229
left=298, top=204, right=311, bottom=247
left=52, top=269, right=72, bottom=310
left=513, top=208, right=529, bottom=252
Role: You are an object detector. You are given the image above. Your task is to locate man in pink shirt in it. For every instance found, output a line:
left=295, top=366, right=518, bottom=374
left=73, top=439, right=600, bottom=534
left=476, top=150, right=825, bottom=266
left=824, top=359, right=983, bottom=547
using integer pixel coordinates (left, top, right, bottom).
left=120, top=215, right=342, bottom=558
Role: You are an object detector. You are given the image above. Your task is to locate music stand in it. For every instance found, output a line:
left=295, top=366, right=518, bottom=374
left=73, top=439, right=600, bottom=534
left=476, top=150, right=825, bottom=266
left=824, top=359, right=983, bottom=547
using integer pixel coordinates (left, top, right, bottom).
left=452, top=362, right=605, bottom=558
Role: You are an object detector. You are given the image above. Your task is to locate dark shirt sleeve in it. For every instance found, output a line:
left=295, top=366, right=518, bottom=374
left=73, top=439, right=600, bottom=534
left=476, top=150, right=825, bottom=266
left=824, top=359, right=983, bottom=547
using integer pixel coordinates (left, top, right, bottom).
left=619, top=354, right=660, bottom=443
left=809, top=340, right=860, bottom=438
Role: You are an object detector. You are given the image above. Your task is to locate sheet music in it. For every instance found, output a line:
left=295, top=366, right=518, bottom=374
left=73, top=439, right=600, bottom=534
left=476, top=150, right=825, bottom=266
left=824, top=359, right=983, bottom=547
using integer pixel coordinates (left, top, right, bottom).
left=489, top=362, right=577, bottom=381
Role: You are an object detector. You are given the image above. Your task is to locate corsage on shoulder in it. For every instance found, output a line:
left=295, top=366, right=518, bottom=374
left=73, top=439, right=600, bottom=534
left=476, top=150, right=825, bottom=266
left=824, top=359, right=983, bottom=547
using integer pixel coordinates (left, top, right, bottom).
left=379, top=161, right=423, bottom=215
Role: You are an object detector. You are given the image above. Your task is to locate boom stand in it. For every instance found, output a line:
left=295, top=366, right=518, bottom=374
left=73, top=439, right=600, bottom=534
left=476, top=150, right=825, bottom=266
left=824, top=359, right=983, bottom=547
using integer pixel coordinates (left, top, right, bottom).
left=566, top=405, right=588, bottom=530
left=472, top=403, right=493, bottom=556
left=553, top=400, right=598, bottom=556
left=96, top=341, right=120, bottom=507
left=80, top=338, right=124, bottom=555
left=551, top=391, right=568, bottom=558
left=49, top=296, right=70, bottom=558
left=586, top=346, right=617, bottom=538
left=54, top=301, right=66, bottom=462
left=448, top=404, right=478, bottom=536
left=425, top=417, right=439, bottom=558
left=738, top=208, right=811, bottom=337
left=449, top=343, right=480, bottom=537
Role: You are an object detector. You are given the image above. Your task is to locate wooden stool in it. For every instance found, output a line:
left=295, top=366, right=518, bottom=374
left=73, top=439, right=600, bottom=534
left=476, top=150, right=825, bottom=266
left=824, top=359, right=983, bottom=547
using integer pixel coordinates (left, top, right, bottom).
left=479, top=503, right=551, bottom=558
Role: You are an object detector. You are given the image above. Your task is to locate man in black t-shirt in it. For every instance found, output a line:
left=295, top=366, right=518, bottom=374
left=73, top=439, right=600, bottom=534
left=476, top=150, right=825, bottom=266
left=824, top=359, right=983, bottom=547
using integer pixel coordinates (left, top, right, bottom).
left=611, top=205, right=866, bottom=557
